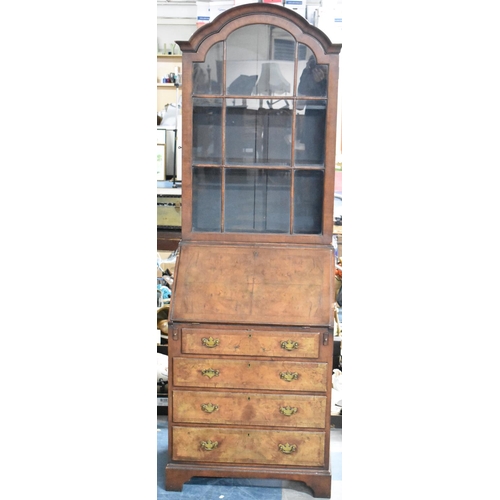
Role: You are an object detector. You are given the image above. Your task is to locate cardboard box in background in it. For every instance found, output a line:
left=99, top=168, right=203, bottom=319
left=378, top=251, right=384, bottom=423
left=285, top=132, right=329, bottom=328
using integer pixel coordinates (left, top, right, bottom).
left=197, top=0, right=235, bottom=27
left=305, top=0, right=321, bottom=26
left=235, top=0, right=262, bottom=5
left=317, top=0, right=342, bottom=43
left=283, top=0, right=306, bottom=18
left=209, top=1, right=235, bottom=22
left=196, top=1, right=211, bottom=28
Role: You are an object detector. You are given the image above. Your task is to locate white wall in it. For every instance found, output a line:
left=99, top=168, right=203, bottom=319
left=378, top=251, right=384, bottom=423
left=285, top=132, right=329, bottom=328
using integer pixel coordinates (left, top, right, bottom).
left=157, top=1, right=343, bottom=51
left=157, top=1, right=197, bottom=17
left=157, top=2, right=198, bottom=52
left=317, top=0, right=342, bottom=44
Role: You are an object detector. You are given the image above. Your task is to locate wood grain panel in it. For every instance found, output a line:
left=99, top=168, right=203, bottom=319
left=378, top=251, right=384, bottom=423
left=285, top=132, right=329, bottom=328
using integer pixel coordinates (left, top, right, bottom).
left=172, top=358, right=328, bottom=392
left=171, top=243, right=334, bottom=326
left=171, top=426, right=325, bottom=466
left=181, top=328, right=320, bottom=358
left=172, top=390, right=327, bottom=428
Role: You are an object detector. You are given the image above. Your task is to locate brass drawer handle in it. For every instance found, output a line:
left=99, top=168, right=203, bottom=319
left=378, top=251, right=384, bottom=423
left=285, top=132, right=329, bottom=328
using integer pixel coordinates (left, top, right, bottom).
left=278, top=443, right=297, bottom=454
left=200, top=440, right=218, bottom=451
left=280, top=406, right=298, bottom=416
left=201, top=403, right=219, bottom=413
left=201, top=336, right=220, bottom=348
left=201, top=368, right=220, bottom=379
left=280, top=371, right=299, bottom=382
left=281, top=340, right=299, bottom=351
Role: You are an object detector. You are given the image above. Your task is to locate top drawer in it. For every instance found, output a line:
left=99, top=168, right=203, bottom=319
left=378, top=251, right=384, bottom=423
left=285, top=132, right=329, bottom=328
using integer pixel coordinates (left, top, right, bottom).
left=181, top=328, right=321, bottom=359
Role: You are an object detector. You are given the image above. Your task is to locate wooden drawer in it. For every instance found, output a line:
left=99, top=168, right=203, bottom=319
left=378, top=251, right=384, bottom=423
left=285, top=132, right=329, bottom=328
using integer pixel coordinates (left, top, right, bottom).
left=172, top=390, right=327, bottom=428
left=172, top=358, right=329, bottom=392
left=171, top=426, right=326, bottom=467
left=181, top=328, right=321, bottom=358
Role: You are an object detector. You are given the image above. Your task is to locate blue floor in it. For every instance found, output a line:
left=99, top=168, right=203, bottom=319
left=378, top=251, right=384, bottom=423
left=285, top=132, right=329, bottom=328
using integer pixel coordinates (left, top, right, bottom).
left=157, top=416, right=342, bottom=499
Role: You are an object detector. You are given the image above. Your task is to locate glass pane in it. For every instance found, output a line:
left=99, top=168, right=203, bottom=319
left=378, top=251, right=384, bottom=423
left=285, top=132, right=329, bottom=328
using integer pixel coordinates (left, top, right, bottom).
left=192, top=98, right=222, bottom=164
left=264, top=108, right=293, bottom=165
left=293, top=170, right=324, bottom=234
left=294, top=101, right=326, bottom=165
left=225, top=99, right=292, bottom=165
left=295, top=45, right=327, bottom=165
left=296, top=45, right=328, bottom=98
left=225, top=169, right=290, bottom=233
left=192, top=167, right=222, bottom=232
left=226, top=25, right=294, bottom=104
left=193, top=42, right=223, bottom=95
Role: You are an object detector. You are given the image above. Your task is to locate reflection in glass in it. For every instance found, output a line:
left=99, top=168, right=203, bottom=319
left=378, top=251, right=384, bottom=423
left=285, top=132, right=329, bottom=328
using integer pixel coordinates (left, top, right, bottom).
left=296, top=45, right=328, bottom=98
left=293, top=170, right=324, bottom=234
left=227, top=74, right=258, bottom=96
left=193, top=42, right=223, bottom=95
left=225, top=100, right=292, bottom=165
left=226, top=25, right=294, bottom=103
left=255, top=62, right=290, bottom=97
left=295, top=44, right=327, bottom=165
left=189, top=28, right=330, bottom=236
left=192, top=167, right=222, bottom=232
left=225, top=169, right=290, bottom=233
left=192, top=98, right=222, bottom=164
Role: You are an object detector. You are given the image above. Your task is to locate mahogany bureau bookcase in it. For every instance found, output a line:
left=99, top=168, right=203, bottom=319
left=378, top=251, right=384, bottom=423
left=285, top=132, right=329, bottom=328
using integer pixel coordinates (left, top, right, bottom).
left=165, top=4, right=341, bottom=498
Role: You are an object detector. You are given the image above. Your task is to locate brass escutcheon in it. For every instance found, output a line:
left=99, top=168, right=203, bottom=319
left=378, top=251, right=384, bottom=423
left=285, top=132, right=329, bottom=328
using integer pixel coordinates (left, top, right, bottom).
left=201, top=336, right=220, bottom=348
left=201, top=403, right=219, bottom=413
left=201, top=368, right=220, bottom=379
left=278, top=443, right=297, bottom=454
left=280, top=371, right=299, bottom=382
left=280, top=405, right=298, bottom=416
left=200, top=440, right=218, bottom=451
left=281, top=340, right=299, bottom=351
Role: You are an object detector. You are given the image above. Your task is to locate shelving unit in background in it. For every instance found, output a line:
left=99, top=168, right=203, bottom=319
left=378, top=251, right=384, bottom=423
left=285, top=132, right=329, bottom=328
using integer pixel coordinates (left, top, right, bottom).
left=157, top=54, right=183, bottom=112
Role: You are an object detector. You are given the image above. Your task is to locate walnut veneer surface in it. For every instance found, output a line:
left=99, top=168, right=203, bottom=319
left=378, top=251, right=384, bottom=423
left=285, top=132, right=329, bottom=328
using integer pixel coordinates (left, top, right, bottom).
left=167, top=243, right=335, bottom=497
left=170, top=242, right=335, bottom=326
left=166, top=4, right=340, bottom=498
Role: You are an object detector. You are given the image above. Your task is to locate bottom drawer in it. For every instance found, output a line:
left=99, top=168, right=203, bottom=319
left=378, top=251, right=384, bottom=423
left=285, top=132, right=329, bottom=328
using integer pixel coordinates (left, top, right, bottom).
left=171, top=426, right=326, bottom=467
